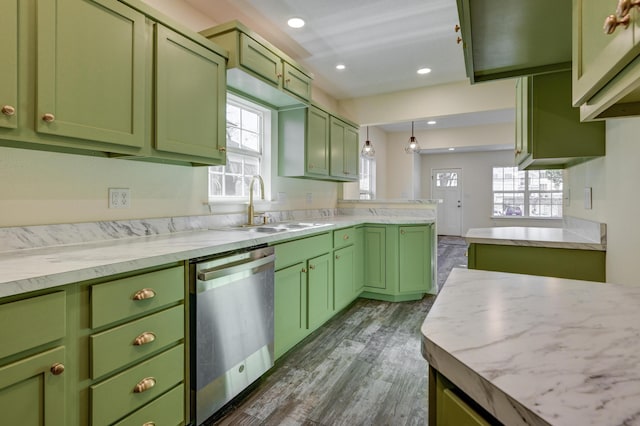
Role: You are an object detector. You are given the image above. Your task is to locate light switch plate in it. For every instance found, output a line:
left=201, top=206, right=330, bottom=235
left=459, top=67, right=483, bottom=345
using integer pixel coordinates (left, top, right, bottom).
left=584, top=187, right=592, bottom=210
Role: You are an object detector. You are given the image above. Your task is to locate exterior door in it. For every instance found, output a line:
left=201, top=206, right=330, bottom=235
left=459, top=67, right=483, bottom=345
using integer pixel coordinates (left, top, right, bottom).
left=432, top=168, right=463, bottom=236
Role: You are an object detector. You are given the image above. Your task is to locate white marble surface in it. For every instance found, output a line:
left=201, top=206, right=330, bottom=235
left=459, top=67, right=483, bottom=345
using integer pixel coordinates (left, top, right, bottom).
left=0, top=215, right=434, bottom=299
left=465, top=226, right=606, bottom=251
left=422, top=268, right=640, bottom=426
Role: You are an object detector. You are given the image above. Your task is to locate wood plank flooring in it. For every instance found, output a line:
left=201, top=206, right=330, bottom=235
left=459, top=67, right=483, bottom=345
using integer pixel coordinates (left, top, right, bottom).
left=204, top=236, right=467, bottom=426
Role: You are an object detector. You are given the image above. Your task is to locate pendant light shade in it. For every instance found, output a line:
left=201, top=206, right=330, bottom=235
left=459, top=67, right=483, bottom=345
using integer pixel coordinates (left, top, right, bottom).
left=405, top=121, right=421, bottom=154
left=361, top=126, right=375, bottom=158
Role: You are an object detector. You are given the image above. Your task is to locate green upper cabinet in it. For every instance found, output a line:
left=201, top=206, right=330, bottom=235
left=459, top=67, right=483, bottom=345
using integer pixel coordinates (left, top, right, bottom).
left=330, top=117, right=359, bottom=182
left=154, top=24, right=226, bottom=163
left=200, top=21, right=312, bottom=109
left=456, top=0, right=571, bottom=83
left=398, top=225, right=433, bottom=294
left=1, top=0, right=228, bottom=165
left=279, top=105, right=359, bottom=181
left=37, top=0, right=146, bottom=149
left=573, top=0, right=640, bottom=120
left=515, top=70, right=605, bottom=170
left=0, top=0, right=18, bottom=130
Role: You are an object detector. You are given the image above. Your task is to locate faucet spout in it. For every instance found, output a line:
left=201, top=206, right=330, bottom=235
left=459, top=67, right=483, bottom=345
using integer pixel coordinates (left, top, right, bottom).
left=248, top=175, right=265, bottom=225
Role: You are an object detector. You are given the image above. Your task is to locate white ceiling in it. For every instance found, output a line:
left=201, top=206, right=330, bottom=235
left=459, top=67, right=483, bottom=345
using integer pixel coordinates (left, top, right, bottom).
left=184, top=0, right=513, bottom=145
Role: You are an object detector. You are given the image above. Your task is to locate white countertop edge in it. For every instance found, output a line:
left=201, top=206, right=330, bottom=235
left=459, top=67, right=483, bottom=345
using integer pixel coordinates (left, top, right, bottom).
left=0, top=216, right=434, bottom=299
left=465, top=227, right=606, bottom=251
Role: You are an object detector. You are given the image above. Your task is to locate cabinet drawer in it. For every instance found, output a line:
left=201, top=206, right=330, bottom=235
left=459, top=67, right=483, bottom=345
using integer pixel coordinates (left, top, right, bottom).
left=333, top=227, right=355, bottom=249
left=440, top=389, right=490, bottom=426
left=112, top=383, right=184, bottom=426
left=90, top=305, right=184, bottom=379
left=0, top=291, right=65, bottom=359
left=273, top=232, right=332, bottom=270
left=91, top=266, right=184, bottom=328
left=90, top=344, right=184, bottom=426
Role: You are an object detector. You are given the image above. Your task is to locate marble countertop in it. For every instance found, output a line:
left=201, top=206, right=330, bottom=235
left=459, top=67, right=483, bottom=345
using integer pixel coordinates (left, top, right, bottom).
left=465, top=226, right=606, bottom=251
left=421, top=268, right=640, bottom=426
left=0, top=215, right=433, bottom=299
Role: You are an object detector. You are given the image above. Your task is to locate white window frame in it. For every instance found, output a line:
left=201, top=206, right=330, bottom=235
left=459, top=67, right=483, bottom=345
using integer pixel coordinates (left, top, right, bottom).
left=359, top=156, right=376, bottom=200
left=492, top=166, right=563, bottom=218
left=208, top=93, right=271, bottom=202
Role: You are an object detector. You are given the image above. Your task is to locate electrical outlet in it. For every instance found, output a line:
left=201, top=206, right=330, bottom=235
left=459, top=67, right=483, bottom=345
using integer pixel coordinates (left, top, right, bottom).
left=306, top=192, right=313, bottom=204
left=109, top=188, right=131, bottom=209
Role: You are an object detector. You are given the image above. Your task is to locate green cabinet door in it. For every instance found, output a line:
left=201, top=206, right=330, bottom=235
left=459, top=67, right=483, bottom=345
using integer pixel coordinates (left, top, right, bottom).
left=282, top=62, right=312, bottom=102
left=514, top=77, right=528, bottom=166
left=307, top=253, right=333, bottom=329
left=239, top=33, right=282, bottom=87
left=363, top=226, right=386, bottom=289
left=0, top=0, right=18, bottom=130
left=354, top=227, right=365, bottom=294
left=0, top=346, right=66, bottom=426
left=330, top=118, right=359, bottom=181
left=36, top=0, right=146, bottom=148
left=398, top=225, right=433, bottom=294
left=334, top=245, right=355, bottom=311
left=155, top=24, right=226, bottom=163
left=306, top=106, right=330, bottom=176
left=274, top=262, right=307, bottom=359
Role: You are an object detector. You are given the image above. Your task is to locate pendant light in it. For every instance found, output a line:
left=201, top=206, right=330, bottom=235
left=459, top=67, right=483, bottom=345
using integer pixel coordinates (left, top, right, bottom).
left=405, top=121, right=421, bottom=154
left=361, top=126, right=375, bottom=158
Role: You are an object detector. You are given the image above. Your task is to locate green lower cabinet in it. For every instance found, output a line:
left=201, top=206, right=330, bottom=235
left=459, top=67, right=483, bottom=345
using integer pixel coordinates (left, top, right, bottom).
left=467, top=243, right=606, bottom=282
left=334, top=245, right=355, bottom=311
left=362, top=224, right=434, bottom=301
left=354, top=227, right=365, bottom=294
left=0, top=346, right=66, bottom=426
left=274, top=262, right=307, bottom=359
left=307, top=253, right=333, bottom=329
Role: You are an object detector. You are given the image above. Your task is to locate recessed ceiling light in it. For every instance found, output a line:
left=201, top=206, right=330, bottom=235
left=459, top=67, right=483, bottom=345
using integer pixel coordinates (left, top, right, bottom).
left=417, top=67, right=432, bottom=75
left=448, top=147, right=456, bottom=151
left=336, top=64, right=346, bottom=70
left=427, top=120, right=436, bottom=125
left=287, top=17, right=305, bottom=28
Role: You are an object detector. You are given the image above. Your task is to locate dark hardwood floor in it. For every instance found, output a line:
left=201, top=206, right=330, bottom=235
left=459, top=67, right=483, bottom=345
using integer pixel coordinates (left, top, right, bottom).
left=205, top=236, right=467, bottom=426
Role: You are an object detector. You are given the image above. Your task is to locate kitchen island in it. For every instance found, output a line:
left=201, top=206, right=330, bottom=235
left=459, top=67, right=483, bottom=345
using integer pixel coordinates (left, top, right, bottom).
left=465, top=220, right=606, bottom=282
left=421, top=268, right=640, bottom=426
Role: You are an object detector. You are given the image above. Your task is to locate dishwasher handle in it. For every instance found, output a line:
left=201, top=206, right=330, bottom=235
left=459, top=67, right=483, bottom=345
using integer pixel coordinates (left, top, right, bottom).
left=197, top=253, right=275, bottom=282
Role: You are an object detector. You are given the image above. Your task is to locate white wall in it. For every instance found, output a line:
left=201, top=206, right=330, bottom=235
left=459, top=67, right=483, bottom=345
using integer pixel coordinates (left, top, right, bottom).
left=564, top=117, right=640, bottom=285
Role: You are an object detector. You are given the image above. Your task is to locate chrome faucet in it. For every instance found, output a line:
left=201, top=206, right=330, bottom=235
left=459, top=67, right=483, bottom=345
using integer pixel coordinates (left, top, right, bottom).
left=247, top=175, right=265, bottom=225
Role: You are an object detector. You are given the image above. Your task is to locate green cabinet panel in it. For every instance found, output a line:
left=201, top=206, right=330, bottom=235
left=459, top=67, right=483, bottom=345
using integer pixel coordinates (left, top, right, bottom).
left=354, top=227, right=365, bottom=294
left=90, top=344, right=184, bottom=426
left=398, top=225, right=433, bottom=294
left=155, top=24, right=226, bottom=163
left=90, top=305, right=184, bottom=379
left=467, top=243, right=606, bottom=282
left=307, top=253, right=333, bottom=329
left=330, top=117, right=359, bottom=181
left=516, top=70, right=605, bottom=170
left=112, top=383, right=184, bottom=426
left=272, top=232, right=332, bottom=270
left=0, top=291, right=66, bottom=360
left=333, top=227, right=356, bottom=249
left=274, top=262, right=307, bottom=359
left=0, top=346, right=66, bottom=426
left=334, top=245, right=355, bottom=311
left=363, top=226, right=386, bottom=290
left=201, top=21, right=312, bottom=108
left=0, top=0, right=18, bottom=130
left=37, top=0, right=146, bottom=148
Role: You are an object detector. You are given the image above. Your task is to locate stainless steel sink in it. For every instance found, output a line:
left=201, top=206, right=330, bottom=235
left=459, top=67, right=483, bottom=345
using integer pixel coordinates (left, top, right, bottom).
left=210, top=222, right=330, bottom=233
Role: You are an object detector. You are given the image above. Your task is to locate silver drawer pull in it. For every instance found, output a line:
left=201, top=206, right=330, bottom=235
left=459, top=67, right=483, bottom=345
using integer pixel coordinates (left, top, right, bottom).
left=133, top=377, right=156, bottom=393
left=133, top=332, right=156, bottom=346
left=133, top=288, right=156, bottom=301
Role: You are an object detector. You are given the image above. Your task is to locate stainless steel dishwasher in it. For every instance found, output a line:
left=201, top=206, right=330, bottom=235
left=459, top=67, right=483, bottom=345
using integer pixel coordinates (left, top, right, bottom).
left=189, top=245, right=275, bottom=425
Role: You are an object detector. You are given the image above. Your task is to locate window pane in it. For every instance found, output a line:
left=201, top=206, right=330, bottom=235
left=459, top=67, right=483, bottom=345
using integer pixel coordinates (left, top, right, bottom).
left=226, top=127, right=241, bottom=149
left=226, top=104, right=241, bottom=127
left=242, top=130, right=260, bottom=152
left=242, top=109, right=259, bottom=133
left=492, top=166, right=563, bottom=218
